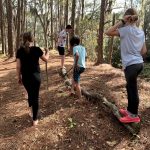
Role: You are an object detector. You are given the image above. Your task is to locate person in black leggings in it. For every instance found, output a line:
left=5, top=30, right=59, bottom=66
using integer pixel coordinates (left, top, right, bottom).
left=16, top=32, right=49, bottom=126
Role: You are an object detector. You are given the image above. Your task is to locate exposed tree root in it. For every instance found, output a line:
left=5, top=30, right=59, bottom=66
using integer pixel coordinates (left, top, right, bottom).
left=59, top=69, right=141, bottom=136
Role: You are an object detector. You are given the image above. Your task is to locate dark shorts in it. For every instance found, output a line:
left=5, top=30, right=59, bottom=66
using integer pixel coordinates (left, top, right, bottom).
left=73, top=67, right=85, bottom=83
left=57, top=46, right=65, bottom=55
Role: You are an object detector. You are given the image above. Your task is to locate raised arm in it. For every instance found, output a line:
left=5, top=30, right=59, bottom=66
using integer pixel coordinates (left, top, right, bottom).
left=104, top=21, right=122, bottom=36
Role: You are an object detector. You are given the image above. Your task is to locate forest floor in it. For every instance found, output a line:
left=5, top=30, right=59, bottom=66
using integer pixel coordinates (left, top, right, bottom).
left=0, top=50, right=150, bottom=150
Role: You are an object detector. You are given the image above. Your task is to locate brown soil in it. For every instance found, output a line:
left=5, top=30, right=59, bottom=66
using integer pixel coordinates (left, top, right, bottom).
left=0, top=50, right=150, bottom=150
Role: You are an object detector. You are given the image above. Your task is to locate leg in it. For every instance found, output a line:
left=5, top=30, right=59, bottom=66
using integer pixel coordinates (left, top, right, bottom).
left=75, top=82, right=82, bottom=100
left=71, top=78, right=75, bottom=94
left=22, top=77, right=33, bottom=108
left=58, top=46, right=65, bottom=68
left=125, top=64, right=143, bottom=115
left=31, top=73, right=41, bottom=123
left=73, top=67, right=85, bottom=101
left=120, top=64, right=143, bottom=123
left=61, top=55, right=65, bottom=68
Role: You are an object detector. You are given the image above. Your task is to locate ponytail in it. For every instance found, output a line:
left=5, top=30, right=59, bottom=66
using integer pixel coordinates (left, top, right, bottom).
left=24, top=41, right=30, bottom=53
left=130, top=15, right=138, bottom=22
left=22, top=32, right=33, bottom=53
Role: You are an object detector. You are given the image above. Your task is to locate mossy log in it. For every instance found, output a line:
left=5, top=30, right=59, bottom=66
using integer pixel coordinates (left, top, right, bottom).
left=59, top=70, right=141, bottom=135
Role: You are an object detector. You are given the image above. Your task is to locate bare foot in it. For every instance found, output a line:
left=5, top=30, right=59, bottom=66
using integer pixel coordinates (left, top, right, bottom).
left=33, top=120, right=38, bottom=126
left=75, top=98, right=86, bottom=104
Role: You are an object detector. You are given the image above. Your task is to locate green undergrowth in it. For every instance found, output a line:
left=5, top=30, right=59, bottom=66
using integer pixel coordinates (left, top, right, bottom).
left=140, top=63, right=150, bottom=81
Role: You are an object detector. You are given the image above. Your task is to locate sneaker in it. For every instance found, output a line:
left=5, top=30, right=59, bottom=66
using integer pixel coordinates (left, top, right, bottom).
left=119, top=115, right=140, bottom=123
left=119, top=109, right=128, bottom=116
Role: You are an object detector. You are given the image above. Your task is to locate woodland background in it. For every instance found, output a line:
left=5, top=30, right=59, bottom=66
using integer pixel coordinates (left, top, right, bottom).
left=0, top=0, right=150, bottom=67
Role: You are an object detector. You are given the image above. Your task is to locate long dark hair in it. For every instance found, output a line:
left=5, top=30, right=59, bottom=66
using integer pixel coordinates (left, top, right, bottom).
left=70, top=36, right=80, bottom=47
left=22, top=32, right=33, bottom=53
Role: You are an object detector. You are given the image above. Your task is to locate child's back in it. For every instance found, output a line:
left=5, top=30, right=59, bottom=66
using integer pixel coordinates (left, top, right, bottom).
left=73, top=45, right=86, bottom=68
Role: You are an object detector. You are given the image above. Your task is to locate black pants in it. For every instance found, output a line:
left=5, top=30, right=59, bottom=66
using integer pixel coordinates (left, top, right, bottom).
left=124, top=63, right=143, bottom=115
left=22, top=72, right=41, bottom=121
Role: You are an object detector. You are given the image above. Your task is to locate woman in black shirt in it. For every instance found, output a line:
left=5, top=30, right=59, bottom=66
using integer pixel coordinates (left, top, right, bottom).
left=16, top=32, right=49, bottom=126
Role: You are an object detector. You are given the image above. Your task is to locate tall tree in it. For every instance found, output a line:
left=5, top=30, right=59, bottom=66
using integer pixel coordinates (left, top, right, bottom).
left=65, top=0, right=69, bottom=26
left=16, top=0, right=21, bottom=51
left=6, top=0, right=14, bottom=57
left=96, top=0, right=107, bottom=64
left=71, top=0, right=76, bottom=37
left=21, top=0, right=26, bottom=33
left=81, top=0, right=84, bottom=20
left=50, top=0, right=54, bottom=48
left=0, top=0, right=5, bottom=54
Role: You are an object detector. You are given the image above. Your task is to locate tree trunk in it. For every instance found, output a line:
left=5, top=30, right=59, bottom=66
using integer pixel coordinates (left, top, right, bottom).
left=65, top=0, right=69, bottom=26
left=21, top=0, right=26, bottom=33
left=65, top=0, right=69, bottom=49
left=108, top=13, right=115, bottom=64
left=0, top=0, right=5, bottom=54
left=16, top=0, right=21, bottom=51
left=71, top=0, right=76, bottom=37
left=6, top=0, right=14, bottom=57
left=51, top=0, right=54, bottom=48
left=81, top=0, right=84, bottom=20
left=57, top=0, right=60, bottom=31
left=75, top=1, right=81, bottom=35
left=59, top=0, right=64, bottom=29
left=96, top=0, right=106, bottom=65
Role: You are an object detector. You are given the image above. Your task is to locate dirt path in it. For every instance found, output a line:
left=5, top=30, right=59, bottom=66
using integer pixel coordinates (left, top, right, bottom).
left=0, top=50, right=150, bottom=150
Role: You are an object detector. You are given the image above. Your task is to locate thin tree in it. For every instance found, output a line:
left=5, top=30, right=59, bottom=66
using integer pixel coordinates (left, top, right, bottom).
left=0, top=0, right=5, bottom=54
left=16, top=0, right=21, bottom=51
left=81, top=0, right=84, bottom=20
left=108, top=13, right=115, bottom=64
left=65, top=0, right=69, bottom=26
left=50, top=0, right=54, bottom=48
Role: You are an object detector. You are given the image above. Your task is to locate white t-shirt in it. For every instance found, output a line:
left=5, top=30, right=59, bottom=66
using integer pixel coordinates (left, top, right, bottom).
left=57, top=29, right=68, bottom=47
left=118, top=25, right=145, bottom=68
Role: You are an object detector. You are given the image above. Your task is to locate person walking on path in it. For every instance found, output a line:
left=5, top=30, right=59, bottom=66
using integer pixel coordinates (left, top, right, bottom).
left=16, top=32, right=49, bottom=126
left=57, top=25, right=72, bottom=69
left=105, top=8, right=147, bottom=123
left=69, top=36, right=87, bottom=103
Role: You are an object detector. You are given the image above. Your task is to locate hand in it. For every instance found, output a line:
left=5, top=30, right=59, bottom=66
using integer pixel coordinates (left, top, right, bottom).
left=74, top=64, right=79, bottom=72
left=44, top=48, right=49, bottom=54
left=123, top=15, right=131, bottom=22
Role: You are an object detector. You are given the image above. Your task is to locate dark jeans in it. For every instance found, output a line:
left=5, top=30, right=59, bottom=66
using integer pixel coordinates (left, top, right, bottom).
left=22, top=72, right=41, bottom=121
left=124, top=63, right=143, bottom=115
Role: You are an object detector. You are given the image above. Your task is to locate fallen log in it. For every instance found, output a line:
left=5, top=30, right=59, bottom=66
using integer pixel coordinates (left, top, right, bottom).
left=59, top=68, right=141, bottom=136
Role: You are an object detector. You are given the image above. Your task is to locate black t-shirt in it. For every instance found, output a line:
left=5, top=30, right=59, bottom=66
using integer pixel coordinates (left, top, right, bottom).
left=16, top=46, right=43, bottom=75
